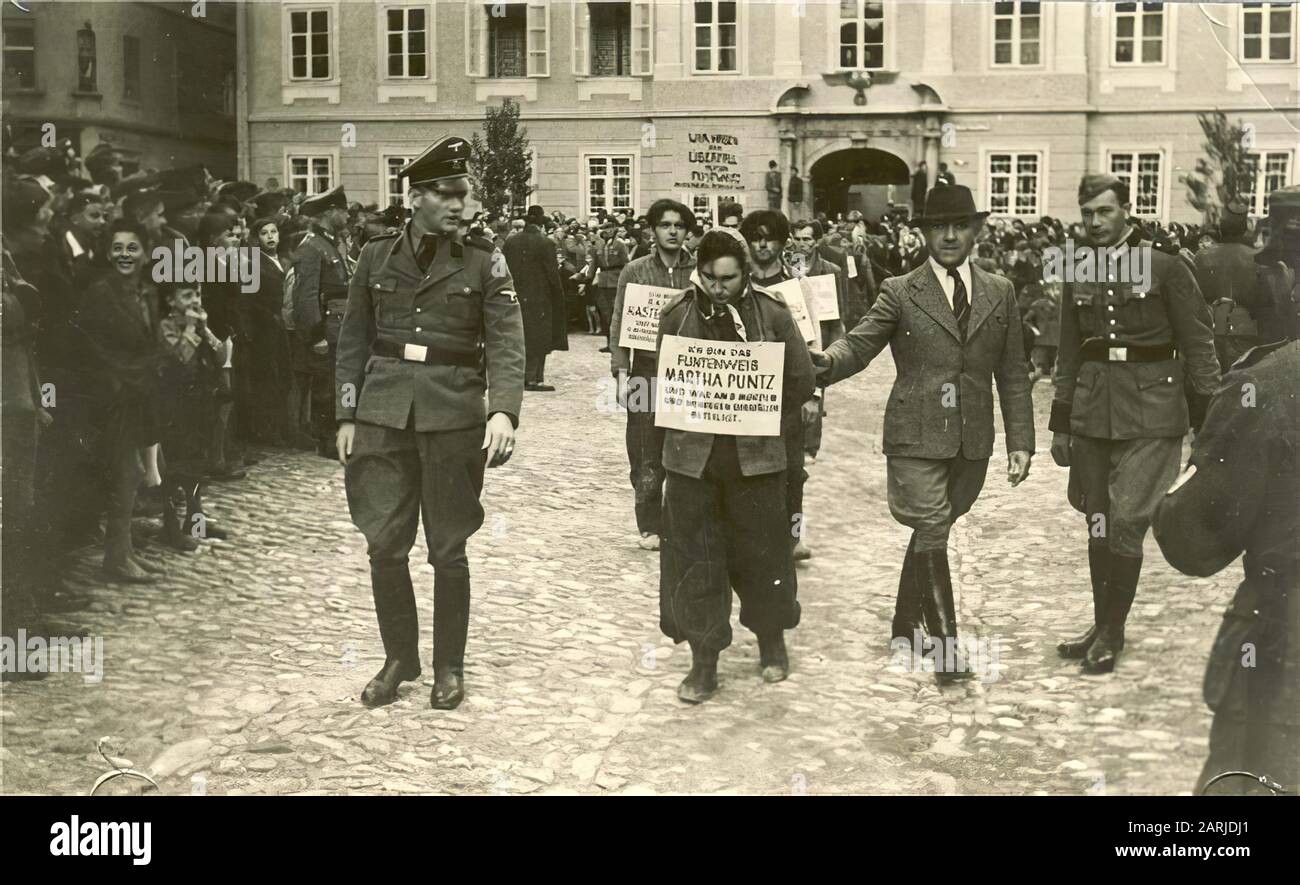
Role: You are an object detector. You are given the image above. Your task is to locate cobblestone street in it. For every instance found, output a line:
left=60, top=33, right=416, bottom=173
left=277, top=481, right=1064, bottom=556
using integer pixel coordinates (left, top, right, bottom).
left=1, top=333, right=1236, bottom=796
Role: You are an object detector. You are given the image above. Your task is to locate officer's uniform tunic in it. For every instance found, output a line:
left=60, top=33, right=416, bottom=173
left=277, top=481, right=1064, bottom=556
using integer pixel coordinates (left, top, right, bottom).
left=293, top=225, right=351, bottom=445
left=1153, top=341, right=1299, bottom=793
left=336, top=224, right=524, bottom=575
left=1051, top=237, right=1221, bottom=558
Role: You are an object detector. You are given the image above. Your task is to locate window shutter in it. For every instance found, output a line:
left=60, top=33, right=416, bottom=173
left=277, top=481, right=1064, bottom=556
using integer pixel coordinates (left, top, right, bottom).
left=573, top=0, right=590, bottom=76
left=527, top=0, right=549, bottom=77
left=631, top=0, right=654, bottom=75
left=466, top=3, right=485, bottom=77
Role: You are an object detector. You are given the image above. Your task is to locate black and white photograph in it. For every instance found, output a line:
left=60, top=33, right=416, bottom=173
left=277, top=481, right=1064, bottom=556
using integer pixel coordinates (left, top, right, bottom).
left=0, top=0, right=1296, bottom=853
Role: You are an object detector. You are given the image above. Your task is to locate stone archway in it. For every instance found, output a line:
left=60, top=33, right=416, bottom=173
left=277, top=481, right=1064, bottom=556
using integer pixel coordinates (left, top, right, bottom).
left=809, top=147, right=911, bottom=221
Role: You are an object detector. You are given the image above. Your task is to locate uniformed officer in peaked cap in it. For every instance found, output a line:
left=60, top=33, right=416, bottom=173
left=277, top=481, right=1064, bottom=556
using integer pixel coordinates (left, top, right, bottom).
left=335, top=135, right=525, bottom=710
left=293, top=183, right=352, bottom=458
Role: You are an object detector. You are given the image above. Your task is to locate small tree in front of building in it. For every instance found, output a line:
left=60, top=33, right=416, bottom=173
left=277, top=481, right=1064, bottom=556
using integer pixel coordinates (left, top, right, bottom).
left=1184, top=111, right=1252, bottom=225
left=469, top=98, right=532, bottom=218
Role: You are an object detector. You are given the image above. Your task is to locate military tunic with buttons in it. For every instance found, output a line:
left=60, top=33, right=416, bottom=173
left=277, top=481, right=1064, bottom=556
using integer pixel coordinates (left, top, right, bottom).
left=292, top=227, right=351, bottom=442
left=335, top=223, right=524, bottom=573
left=1050, top=235, right=1220, bottom=556
left=1153, top=340, right=1299, bottom=793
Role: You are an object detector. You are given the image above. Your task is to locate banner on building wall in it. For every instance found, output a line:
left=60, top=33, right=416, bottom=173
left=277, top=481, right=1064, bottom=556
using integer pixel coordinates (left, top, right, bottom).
left=654, top=335, right=785, bottom=437
left=672, top=132, right=744, bottom=191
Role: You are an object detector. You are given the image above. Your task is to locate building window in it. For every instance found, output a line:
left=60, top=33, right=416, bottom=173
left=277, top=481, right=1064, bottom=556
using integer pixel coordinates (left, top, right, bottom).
left=288, top=155, right=333, bottom=196
left=987, top=152, right=1041, bottom=216
left=1108, top=150, right=1162, bottom=217
left=586, top=155, right=633, bottom=217
left=838, top=0, right=885, bottom=70
left=289, top=8, right=332, bottom=80
left=574, top=1, right=653, bottom=77
left=468, top=1, right=549, bottom=78
left=1241, top=2, right=1295, bottom=63
left=683, top=192, right=742, bottom=226
left=123, top=36, right=140, bottom=100
left=1113, top=2, right=1164, bottom=65
left=76, top=22, right=97, bottom=92
left=3, top=20, right=36, bottom=89
left=1243, top=150, right=1293, bottom=215
left=992, top=1, right=1040, bottom=66
left=383, top=155, right=416, bottom=207
left=385, top=6, right=428, bottom=77
left=693, top=0, right=738, bottom=73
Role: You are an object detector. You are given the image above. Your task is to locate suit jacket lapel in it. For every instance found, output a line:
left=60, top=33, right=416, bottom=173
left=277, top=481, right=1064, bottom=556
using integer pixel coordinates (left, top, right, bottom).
left=966, top=265, right=998, bottom=338
left=910, top=264, right=962, bottom=342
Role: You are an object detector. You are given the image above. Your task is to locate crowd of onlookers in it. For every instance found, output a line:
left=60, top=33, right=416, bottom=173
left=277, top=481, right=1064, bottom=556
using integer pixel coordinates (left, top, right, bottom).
left=3, top=127, right=1290, bottom=673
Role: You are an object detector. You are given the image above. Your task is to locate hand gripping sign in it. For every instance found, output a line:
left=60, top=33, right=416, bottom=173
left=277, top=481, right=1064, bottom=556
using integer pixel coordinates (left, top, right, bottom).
left=654, top=335, right=785, bottom=437
left=618, top=284, right=680, bottom=351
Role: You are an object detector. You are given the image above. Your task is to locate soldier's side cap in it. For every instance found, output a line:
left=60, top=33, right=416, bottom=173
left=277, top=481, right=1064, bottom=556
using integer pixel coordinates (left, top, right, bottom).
left=398, top=136, right=471, bottom=188
left=299, top=184, right=348, bottom=217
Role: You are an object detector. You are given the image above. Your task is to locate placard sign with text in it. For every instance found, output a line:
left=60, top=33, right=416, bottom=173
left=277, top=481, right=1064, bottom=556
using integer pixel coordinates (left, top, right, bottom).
left=802, top=274, right=840, bottom=322
left=618, top=284, right=679, bottom=351
left=654, top=335, right=785, bottom=437
left=765, top=279, right=819, bottom=344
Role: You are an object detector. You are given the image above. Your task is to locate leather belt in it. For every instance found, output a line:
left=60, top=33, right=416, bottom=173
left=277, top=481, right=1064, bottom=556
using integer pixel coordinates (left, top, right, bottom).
left=1079, top=342, right=1174, bottom=363
left=372, top=338, right=479, bottom=367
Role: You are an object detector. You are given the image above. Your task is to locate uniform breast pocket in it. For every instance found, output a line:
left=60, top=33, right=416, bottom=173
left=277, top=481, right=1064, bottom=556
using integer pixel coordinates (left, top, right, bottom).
left=1120, top=284, right=1163, bottom=329
left=443, top=284, right=482, bottom=329
left=370, top=277, right=403, bottom=326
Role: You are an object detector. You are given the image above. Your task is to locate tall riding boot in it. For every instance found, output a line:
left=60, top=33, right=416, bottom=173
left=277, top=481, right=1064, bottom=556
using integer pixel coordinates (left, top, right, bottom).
left=1084, top=553, right=1142, bottom=674
left=361, top=561, right=422, bottom=707
left=890, top=536, right=922, bottom=649
left=915, top=549, right=974, bottom=686
left=677, top=640, right=719, bottom=704
left=1058, top=543, right=1109, bottom=659
left=430, top=571, right=470, bottom=709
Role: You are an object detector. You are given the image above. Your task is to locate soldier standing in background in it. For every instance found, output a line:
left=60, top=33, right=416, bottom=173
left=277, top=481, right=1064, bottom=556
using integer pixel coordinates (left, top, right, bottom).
left=1153, top=336, right=1298, bottom=796
left=291, top=185, right=351, bottom=460
left=588, top=219, right=629, bottom=355
left=1050, top=174, right=1220, bottom=675
left=334, top=136, right=525, bottom=711
left=765, top=160, right=782, bottom=211
left=1192, top=199, right=1260, bottom=371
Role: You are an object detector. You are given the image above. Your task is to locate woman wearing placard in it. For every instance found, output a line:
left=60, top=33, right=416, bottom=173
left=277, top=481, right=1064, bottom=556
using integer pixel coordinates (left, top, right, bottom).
left=655, top=229, right=816, bottom=704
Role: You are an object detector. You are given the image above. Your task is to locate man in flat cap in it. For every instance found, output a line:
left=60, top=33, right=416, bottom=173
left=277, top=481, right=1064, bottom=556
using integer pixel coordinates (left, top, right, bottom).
left=292, top=184, right=352, bottom=458
left=811, top=184, right=1035, bottom=686
left=1050, top=174, right=1219, bottom=674
left=335, top=135, right=525, bottom=710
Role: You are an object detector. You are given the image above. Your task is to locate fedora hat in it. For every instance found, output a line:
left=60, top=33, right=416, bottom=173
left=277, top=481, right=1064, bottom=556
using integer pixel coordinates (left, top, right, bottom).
left=915, top=184, right=989, bottom=225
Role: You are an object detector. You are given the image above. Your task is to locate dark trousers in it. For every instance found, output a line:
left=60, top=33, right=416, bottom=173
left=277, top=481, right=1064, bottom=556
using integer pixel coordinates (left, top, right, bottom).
left=1068, top=435, right=1181, bottom=557
left=626, top=402, right=665, bottom=535
left=886, top=454, right=990, bottom=552
left=2, top=412, right=40, bottom=633
left=595, top=286, right=615, bottom=342
left=660, top=437, right=800, bottom=653
left=525, top=351, right=547, bottom=385
left=785, top=416, right=807, bottom=541
left=309, top=344, right=336, bottom=443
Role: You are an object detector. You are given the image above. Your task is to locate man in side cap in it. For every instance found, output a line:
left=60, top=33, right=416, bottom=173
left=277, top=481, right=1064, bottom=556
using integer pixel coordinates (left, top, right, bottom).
left=334, top=135, right=524, bottom=711
left=1050, top=173, right=1220, bottom=675
left=587, top=217, right=629, bottom=352
left=291, top=184, right=351, bottom=458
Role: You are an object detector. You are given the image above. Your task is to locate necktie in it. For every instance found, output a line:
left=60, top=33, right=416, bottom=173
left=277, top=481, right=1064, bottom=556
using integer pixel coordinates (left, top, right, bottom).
left=417, top=234, right=439, bottom=273
left=948, top=267, right=969, bottom=339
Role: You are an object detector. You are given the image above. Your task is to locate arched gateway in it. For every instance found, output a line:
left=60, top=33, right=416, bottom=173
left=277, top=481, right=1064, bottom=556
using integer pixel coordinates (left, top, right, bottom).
left=809, top=147, right=911, bottom=221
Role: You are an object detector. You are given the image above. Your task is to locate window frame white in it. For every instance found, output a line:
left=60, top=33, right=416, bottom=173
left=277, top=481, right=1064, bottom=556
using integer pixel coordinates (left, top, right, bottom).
left=1103, top=147, right=1169, bottom=220
left=377, top=3, right=435, bottom=81
left=1111, top=1, right=1167, bottom=67
left=691, top=0, right=743, bottom=76
left=283, top=147, right=339, bottom=198
left=377, top=150, right=418, bottom=209
left=466, top=0, right=549, bottom=79
left=2, top=18, right=37, bottom=90
left=832, top=0, right=892, bottom=73
left=573, top=0, right=654, bottom=77
left=679, top=192, right=743, bottom=227
left=280, top=1, right=340, bottom=103
left=581, top=149, right=639, bottom=220
left=990, top=1, right=1044, bottom=69
left=981, top=147, right=1047, bottom=218
left=284, top=3, right=336, bottom=82
left=1239, top=2, right=1297, bottom=64
left=1242, top=147, right=1296, bottom=216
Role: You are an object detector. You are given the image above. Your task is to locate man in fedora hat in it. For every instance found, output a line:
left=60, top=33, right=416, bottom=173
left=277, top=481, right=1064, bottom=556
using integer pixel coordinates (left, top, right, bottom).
left=335, top=135, right=524, bottom=711
left=1049, top=174, right=1219, bottom=675
left=1252, top=185, right=1300, bottom=343
left=811, top=183, right=1035, bottom=685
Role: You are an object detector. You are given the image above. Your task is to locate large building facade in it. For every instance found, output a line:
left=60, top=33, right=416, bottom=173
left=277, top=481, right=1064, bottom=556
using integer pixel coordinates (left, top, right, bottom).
left=241, top=0, right=1299, bottom=223
left=2, top=1, right=238, bottom=177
